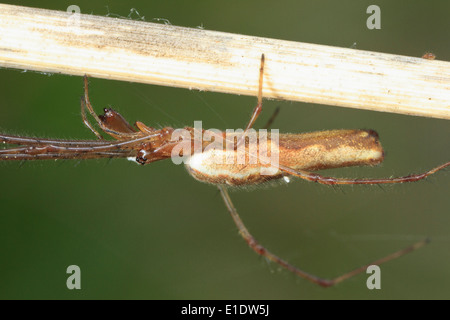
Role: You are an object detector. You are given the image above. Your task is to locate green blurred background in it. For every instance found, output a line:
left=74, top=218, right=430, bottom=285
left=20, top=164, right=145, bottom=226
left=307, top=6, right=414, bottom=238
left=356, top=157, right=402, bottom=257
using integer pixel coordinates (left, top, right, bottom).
left=0, top=0, right=449, bottom=299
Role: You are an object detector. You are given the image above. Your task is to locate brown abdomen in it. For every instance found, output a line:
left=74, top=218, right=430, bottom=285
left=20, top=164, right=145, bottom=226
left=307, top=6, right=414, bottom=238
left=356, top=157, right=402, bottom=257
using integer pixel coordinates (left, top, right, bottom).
left=185, top=129, right=384, bottom=186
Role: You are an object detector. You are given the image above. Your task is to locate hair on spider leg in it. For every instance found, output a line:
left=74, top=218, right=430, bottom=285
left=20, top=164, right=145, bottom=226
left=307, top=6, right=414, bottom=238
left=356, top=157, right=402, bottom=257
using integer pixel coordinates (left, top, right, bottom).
left=18, top=160, right=27, bottom=168
left=104, top=157, right=115, bottom=167
left=261, top=254, right=277, bottom=274
left=329, top=182, right=345, bottom=195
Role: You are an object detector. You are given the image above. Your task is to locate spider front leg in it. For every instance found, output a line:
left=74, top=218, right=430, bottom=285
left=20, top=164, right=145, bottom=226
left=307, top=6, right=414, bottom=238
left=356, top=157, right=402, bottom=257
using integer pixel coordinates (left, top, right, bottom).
left=242, top=54, right=264, bottom=133
left=218, top=185, right=429, bottom=287
left=236, top=54, right=265, bottom=149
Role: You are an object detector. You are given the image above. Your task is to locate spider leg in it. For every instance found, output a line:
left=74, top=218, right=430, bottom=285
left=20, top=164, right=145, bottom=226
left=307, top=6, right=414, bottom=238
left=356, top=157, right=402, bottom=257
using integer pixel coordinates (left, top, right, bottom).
left=236, top=54, right=265, bottom=149
left=277, top=162, right=450, bottom=185
left=218, top=185, right=429, bottom=287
